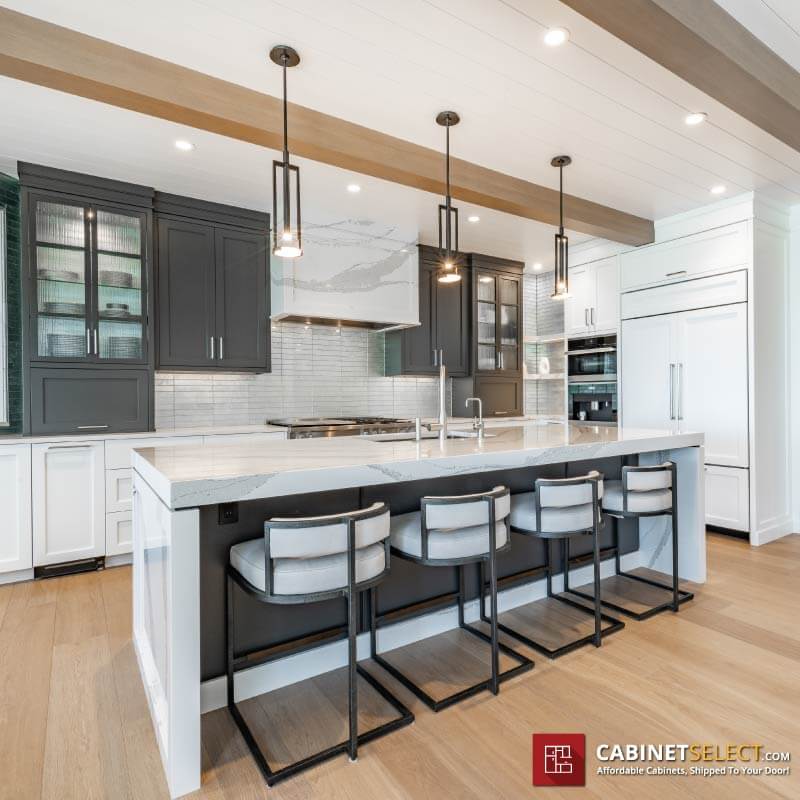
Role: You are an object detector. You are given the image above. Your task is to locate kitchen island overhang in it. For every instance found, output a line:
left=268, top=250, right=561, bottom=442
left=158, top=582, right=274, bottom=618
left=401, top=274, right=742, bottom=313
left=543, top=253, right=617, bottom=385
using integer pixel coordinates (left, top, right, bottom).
left=131, top=423, right=705, bottom=798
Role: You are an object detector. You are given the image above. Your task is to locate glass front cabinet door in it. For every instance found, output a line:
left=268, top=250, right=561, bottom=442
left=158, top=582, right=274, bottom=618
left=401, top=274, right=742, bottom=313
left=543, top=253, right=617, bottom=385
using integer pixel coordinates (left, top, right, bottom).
left=30, top=196, right=148, bottom=364
left=474, top=269, right=521, bottom=375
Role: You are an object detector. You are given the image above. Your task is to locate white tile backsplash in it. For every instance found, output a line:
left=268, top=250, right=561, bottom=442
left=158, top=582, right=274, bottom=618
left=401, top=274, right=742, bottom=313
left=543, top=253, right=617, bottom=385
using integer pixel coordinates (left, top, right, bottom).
left=155, top=321, right=450, bottom=427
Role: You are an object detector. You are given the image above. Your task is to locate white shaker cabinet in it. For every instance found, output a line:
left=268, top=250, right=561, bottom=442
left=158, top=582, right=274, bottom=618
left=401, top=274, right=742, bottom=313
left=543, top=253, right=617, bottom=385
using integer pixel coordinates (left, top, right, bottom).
left=565, top=257, right=619, bottom=336
left=32, top=440, right=105, bottom=566
left=0, top=444, right=33, bottom=574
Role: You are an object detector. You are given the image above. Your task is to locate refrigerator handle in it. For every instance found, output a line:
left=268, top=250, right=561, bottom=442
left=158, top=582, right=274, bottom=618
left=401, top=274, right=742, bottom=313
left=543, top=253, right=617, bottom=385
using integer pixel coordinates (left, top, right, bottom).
left=678, top=363, right=684, bottom=421
left=669, top=363, right=675, bottom=420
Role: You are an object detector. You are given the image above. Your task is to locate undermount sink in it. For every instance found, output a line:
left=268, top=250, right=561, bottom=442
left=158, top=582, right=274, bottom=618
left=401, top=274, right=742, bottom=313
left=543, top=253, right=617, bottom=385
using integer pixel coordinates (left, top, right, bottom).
left=368, top=430, right=496, bottom=442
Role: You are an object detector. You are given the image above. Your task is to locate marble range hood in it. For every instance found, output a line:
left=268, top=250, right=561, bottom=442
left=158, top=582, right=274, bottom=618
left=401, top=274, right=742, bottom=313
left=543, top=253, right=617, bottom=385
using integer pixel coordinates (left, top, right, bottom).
left=270, top=218, right=420, bottom=331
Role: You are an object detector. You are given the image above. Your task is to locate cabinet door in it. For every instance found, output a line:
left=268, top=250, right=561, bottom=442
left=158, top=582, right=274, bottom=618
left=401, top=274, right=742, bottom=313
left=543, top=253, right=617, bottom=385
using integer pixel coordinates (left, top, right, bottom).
left=474, top=270, right=498, bottom=374
left=435, top=266, right=470, bottom=376
left=214, top=227, right=269, bottom=370
left=402, top=263, right=437, bottom=374
left=93, top=205, right=149, bottom=364
left=29, top=195, right=93, bottom=363
left=497, top=274, right=521, bottom=375
left=593, top=257, right=619, bottom=332
left=705, top=465, right=749, bottom=531
left=564, top=265, right=593, bottom=336
left=474, top=376, right=522, bottom=417
left=0, top=445, right=33, bottom=574
left=676, top=303, right=748, bottom=467
left=157, top=218, right=216, bottom=367
left=32, top=441, right=105, bottom=566
left=620, top=314, right=675, bottom=430
left=106, top=511, right=133, bottom=557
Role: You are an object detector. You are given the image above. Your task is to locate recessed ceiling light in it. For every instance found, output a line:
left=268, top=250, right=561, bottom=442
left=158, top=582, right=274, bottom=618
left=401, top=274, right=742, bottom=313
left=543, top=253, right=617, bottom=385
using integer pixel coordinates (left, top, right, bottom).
left=684, top=112, right=707, bottom=126
left=544, top=27, right=569, bottom=47
left=710, top=184, right=727, bottom=195
left=174, top=139, right=195, bottom=151
left=346, top=183, right=361, bottom=193
left=533, top=262, right=543, bottom=271
left=467, top=215, right=480, bottom=223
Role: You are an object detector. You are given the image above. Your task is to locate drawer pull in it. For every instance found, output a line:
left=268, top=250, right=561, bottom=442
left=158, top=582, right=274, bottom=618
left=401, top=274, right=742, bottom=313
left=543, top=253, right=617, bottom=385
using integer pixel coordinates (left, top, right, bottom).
left=77, top=425, right=110, bottom=430
left=665, top=270, right=687, bottom=277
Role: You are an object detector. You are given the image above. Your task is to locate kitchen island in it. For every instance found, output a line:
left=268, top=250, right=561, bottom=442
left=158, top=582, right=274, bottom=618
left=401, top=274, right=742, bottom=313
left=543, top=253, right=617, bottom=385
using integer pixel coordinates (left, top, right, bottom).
left=131, top=422, right=705, bottom=797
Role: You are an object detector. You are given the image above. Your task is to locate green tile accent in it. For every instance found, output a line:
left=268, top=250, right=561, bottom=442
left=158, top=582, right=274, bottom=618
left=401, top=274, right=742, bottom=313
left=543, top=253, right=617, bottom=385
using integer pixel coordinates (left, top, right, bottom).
left=0, top=173, right=22, bottom=434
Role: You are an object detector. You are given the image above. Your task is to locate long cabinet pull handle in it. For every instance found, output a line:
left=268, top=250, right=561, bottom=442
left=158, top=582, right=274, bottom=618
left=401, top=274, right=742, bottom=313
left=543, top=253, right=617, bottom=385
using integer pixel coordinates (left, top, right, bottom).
left=210, top=336, right=215, bottom=360
left=77, top=425, right=109, bottom=430
left=591, top=307, right=595, bottom=325
left=678, top=363, right=684, bottom=421
left=86, top=328, right=92, bottom=355
left=93, top=329, right=98, bottom=356
left=669, top=363, right=675, bottom=420
left=666, top=270, right=687, bottom=278
left=218, top=336, right=224, bottom=360
left=432, top=349, right=437, bottom=366
left=584, top=308, right=588, bottom=326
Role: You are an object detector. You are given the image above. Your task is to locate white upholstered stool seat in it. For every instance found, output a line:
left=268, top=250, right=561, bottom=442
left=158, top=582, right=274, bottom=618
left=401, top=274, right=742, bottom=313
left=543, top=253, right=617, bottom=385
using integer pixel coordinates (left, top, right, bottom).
left=230, top=539, right=386, bottom=595
left=391, top=511, right=509, bottom=560
left=602, top=480, right=672, bottom=514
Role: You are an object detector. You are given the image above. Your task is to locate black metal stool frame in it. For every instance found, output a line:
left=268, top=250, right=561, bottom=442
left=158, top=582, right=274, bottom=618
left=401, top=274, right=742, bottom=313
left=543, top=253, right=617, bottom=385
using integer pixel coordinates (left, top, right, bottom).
left=370, top=487, right=534, bottom=712
left=486, top=474, right=624, bottom=659
left=226, top=503, right=413, bottom=787
left=565, top=462, right=693, bottom=620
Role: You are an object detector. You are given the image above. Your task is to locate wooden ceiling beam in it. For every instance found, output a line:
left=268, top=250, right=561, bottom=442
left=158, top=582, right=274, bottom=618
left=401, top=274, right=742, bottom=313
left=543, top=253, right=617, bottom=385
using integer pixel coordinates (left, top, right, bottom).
left=561, top=0, right=800, bottom=154
left=0, top=7, right=653, bottom=246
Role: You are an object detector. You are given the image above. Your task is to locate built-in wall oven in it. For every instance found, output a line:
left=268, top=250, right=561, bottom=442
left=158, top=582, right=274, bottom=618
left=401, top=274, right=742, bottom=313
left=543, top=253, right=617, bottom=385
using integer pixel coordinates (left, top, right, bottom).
left=567, top=335, right=617, bottom=383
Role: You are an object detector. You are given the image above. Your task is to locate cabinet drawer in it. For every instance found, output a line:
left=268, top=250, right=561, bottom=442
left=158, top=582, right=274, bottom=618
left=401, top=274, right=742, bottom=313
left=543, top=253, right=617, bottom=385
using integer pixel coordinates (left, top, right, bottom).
left=106, top=468, right=132, bottom=513
left=29, top=367, right=151, bottom=435
left=105, top=434, right=203, bottom=469
left=705, top=465, right=749, bottom=532
left=620, top=221, right=748, bottom=291
left=105, top=511, right=132, bottom=557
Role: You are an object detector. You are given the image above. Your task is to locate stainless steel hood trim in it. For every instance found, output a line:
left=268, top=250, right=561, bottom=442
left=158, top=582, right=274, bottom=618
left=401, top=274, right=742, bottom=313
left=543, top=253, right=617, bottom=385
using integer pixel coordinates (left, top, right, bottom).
left=271, top=313, right=417, bottom=332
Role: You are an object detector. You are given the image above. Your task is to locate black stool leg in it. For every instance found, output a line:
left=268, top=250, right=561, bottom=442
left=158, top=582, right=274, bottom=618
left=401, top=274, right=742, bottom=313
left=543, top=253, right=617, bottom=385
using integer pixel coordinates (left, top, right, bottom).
left=563, top=537, right=570, bottom=592
left=346, top=524, right=358, bottom=762
left=488, top=517, right=499, bottom=695
left=369, top=586, right=378, bottom=657
left=613, top=519, right=621, bottom=575
left=226, top=572, right=235, bottom=707
left=545, top=540, right=553, bottom=597
left=671, top=511, right=680, bottom=613
left=592, top=526, right=602, bottom=647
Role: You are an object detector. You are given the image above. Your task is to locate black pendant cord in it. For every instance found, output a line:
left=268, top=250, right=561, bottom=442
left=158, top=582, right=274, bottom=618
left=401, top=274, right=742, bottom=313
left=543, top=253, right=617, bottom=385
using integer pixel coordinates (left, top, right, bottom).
left=445, top=121, right=452, bottom=258
left=281, top=54, right=290, bottom=235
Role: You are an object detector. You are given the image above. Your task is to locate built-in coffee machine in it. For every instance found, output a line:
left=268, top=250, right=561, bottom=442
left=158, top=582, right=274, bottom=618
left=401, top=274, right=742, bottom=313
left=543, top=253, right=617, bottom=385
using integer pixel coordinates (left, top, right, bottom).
left=570, top=390, right=617, bottom=424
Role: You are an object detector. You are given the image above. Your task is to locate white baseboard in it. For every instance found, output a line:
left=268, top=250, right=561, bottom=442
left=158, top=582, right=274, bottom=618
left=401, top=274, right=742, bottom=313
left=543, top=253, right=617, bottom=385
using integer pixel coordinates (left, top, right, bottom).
left=751, top=516, right=794, bottom=546
left=105, top=553, right=133, bottom=568
left=200, top=550, right=643, bottom=714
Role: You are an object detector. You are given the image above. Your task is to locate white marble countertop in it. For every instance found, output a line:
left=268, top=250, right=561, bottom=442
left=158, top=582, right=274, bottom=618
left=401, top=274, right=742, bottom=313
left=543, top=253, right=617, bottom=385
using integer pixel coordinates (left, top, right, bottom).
left=132, top=421, right=703, bottom=510
left=0, top=423, right=288, bottom=446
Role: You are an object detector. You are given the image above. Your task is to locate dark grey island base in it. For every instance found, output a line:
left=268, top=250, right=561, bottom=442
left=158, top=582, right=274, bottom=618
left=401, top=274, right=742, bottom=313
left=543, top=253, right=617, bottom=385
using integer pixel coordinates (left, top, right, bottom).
left=199, top=455, right=637, bottom=682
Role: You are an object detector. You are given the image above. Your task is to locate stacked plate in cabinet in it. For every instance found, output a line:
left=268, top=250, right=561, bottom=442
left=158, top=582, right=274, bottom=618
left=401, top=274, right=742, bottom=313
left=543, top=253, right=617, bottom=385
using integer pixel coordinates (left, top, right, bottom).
left=107, top=336, right=141, bottom=359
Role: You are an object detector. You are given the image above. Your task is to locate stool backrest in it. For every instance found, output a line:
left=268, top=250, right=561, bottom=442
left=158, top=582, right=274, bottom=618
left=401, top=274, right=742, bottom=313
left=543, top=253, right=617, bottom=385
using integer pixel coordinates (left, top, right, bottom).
left=419, top=486, right=510, bottom=561
left=266, top=502, right=390, bottom=559
left=533, top=471, right=602, bottom=534
left=620, top=462, right=675, bottom=515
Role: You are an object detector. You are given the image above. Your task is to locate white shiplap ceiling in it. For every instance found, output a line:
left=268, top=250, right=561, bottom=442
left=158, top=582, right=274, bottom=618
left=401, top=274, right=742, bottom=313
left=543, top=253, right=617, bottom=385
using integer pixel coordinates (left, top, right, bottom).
left=1, top=0, right=799, bottom=265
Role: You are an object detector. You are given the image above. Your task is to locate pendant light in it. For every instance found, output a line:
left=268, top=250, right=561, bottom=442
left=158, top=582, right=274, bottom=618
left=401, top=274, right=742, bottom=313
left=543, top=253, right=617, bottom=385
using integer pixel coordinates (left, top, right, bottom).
left=436, top=111, right=462, bottom=283
left=270, top=45, right=303, bottom=258
left=551, top=155, right=571, bottom=299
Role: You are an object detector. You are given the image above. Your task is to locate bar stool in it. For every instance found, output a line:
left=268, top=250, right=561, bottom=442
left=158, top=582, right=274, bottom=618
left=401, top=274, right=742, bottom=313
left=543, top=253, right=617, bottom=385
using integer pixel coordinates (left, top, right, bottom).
left=370, top=486, right=534, bottom=712
left=566, top=462, right=693, bottom=619
left=491, top=472, right=624, bottom=659
left=226, top=502, right=413, bottom=787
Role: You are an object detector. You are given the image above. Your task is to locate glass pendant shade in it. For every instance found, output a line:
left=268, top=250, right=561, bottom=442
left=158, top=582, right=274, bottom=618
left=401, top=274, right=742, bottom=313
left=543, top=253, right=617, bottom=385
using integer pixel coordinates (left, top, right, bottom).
left=550, top=155, right=572, bottom=299
left=436, top=111, right=462, bottom=283
left=270, top=45, right=302, bottom=259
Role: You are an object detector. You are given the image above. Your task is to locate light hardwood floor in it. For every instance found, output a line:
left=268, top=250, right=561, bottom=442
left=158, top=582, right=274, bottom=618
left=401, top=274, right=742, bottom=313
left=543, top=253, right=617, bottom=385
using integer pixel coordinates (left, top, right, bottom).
left=0, top=533, right=798, bottom=799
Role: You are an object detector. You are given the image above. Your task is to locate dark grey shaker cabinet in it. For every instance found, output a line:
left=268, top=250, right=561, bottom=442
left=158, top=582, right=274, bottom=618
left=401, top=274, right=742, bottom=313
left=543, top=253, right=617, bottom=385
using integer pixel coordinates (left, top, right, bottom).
left=473, top=376, right=523, bottom=417
left=157, top=219, right=217, bottom=368
left=214, top=228, right=269, bottom=369
left=29, top=367, right=150, bottom=434
left=386, top=246, right=470, bottom=377
left=155, top=194, right=270, bottom=372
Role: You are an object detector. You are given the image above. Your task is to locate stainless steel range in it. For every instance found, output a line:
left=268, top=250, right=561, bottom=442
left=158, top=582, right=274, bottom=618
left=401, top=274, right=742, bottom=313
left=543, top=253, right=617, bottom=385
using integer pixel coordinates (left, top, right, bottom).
left=267, top=416, right=416, bottom=439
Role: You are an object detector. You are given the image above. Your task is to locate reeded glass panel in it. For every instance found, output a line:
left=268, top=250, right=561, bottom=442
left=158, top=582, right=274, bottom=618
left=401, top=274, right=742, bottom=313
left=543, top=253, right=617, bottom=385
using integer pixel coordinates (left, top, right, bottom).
left=34, top=201, right=87, bottom=358
left=477, top=301, right=496, bottom=344
left=501, top=345, right=518, bottom=371
left=499, top=277, right=517, bottom=305
left=96, top=211, right=143, bottom=360
left=476, top=273, right=495, bottom=302
left=500, top=304, right=518, bottom=346
left=478, top=344, right=496, bottom=371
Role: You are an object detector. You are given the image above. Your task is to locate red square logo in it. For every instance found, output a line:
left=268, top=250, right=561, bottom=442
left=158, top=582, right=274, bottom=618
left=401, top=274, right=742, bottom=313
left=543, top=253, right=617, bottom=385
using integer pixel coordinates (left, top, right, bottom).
left=532, top=734, right=586, bottom=786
